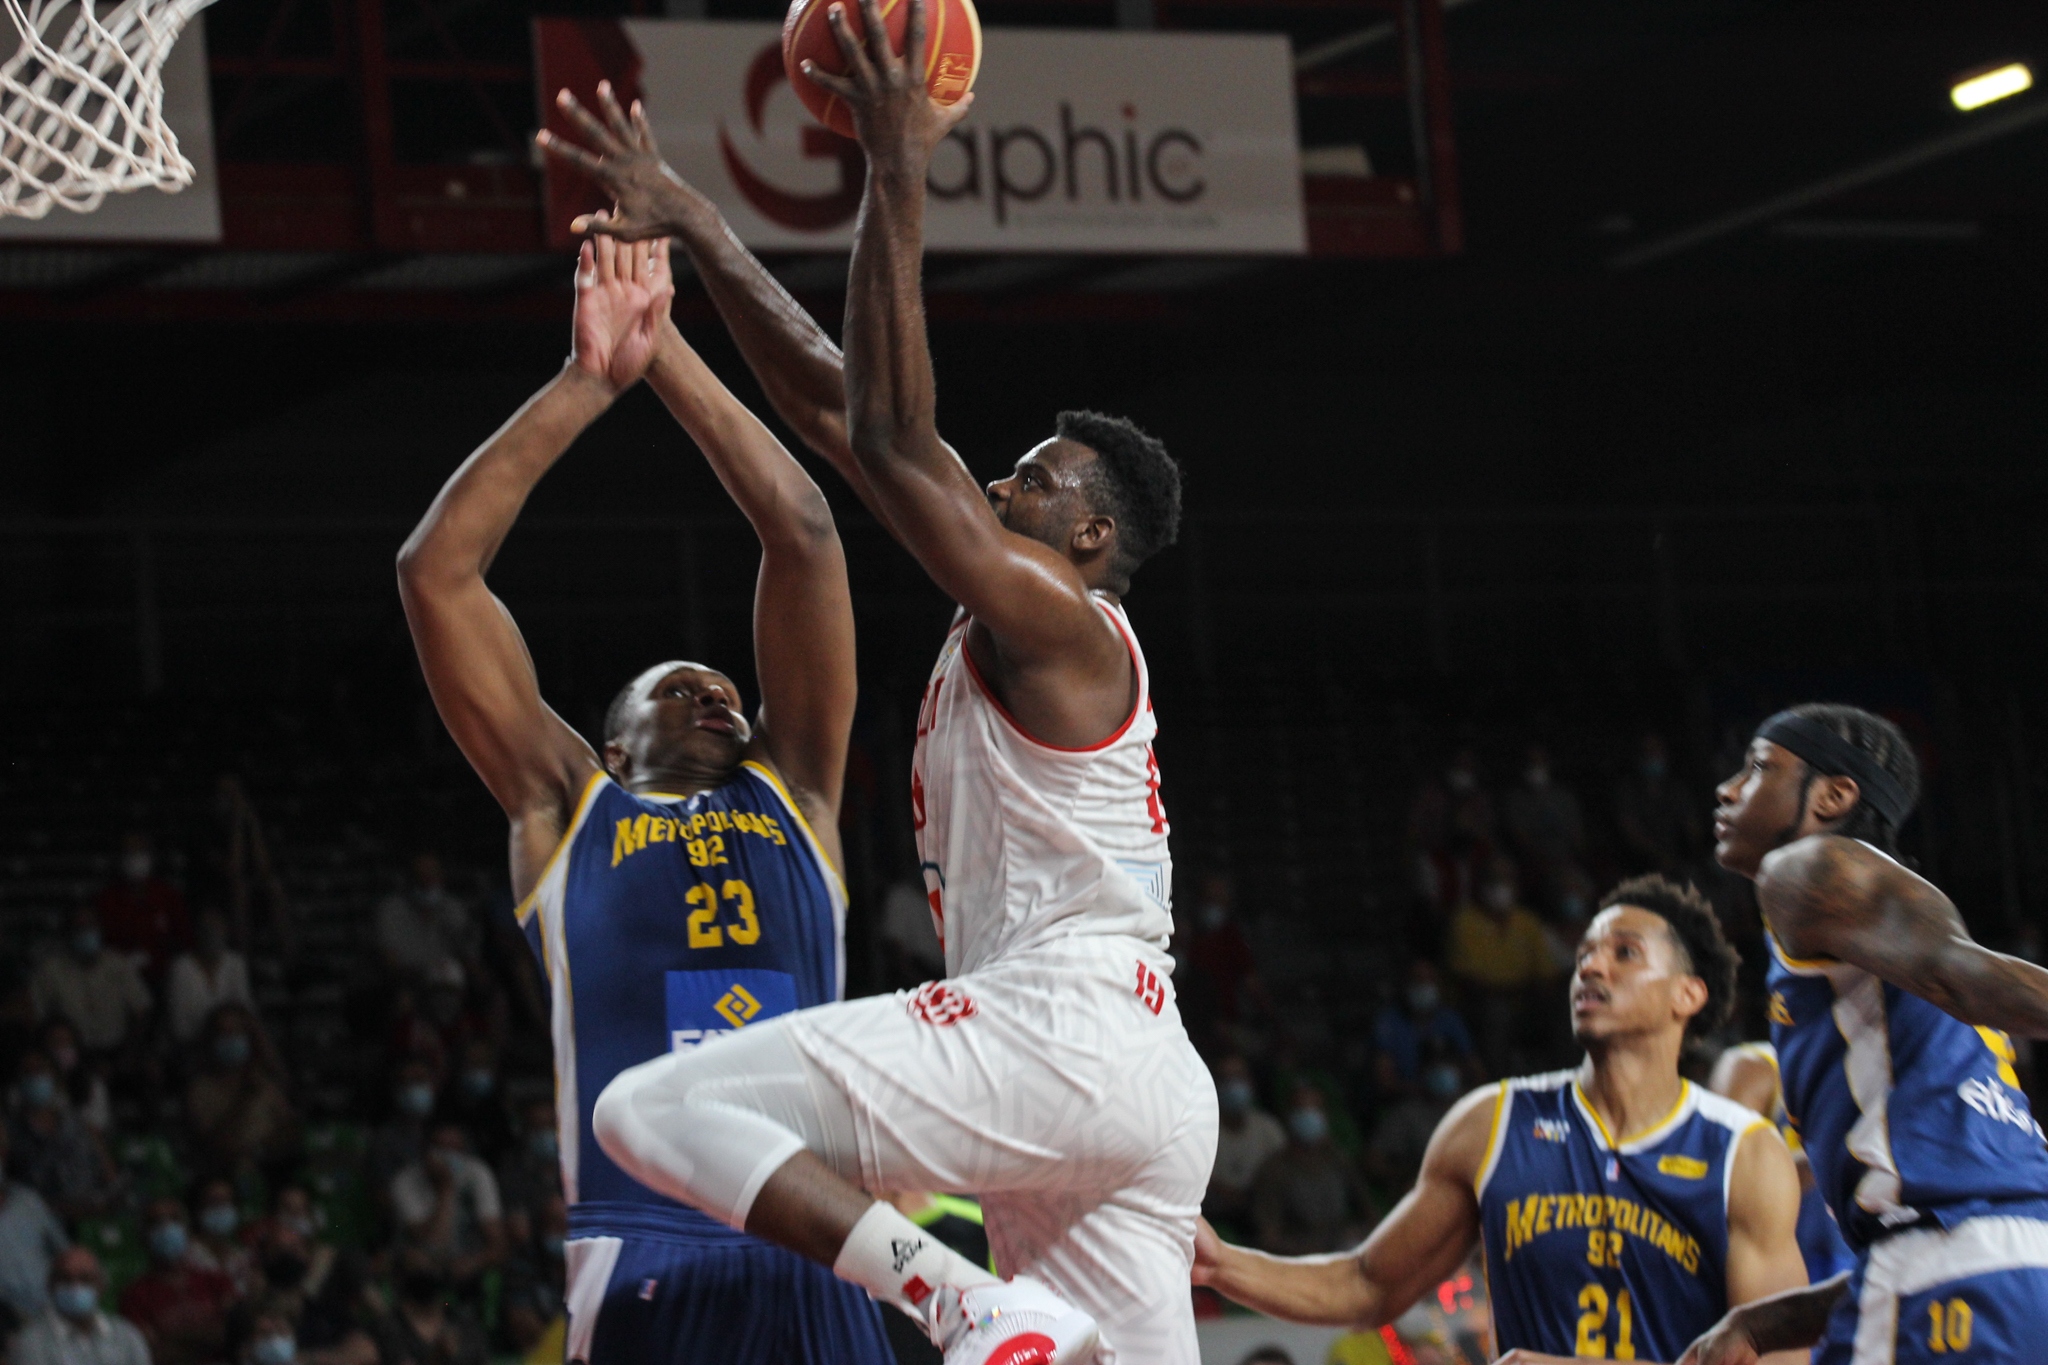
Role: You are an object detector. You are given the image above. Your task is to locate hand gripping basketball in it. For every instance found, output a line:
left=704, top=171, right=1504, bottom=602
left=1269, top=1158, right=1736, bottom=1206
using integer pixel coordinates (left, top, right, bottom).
left=784, top=0, right=980, bottom=144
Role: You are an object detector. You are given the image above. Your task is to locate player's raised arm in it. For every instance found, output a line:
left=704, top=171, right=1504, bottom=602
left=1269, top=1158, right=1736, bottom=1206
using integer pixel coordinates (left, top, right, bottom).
left=808, top=0, right=1121, bottom=667
left=1760, top=835, right=2048, bottom=1036
left=1192, top=1086, right=1495, bottom=1328
left=397, top=233, right=673, bottom=892
left=642, top=313, right=856, bottom=834
left=538, top=86, right=901, bottom=530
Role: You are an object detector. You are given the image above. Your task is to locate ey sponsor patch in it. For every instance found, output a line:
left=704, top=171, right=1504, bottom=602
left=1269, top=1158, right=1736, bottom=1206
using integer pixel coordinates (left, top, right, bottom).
left=666, top=968, right=798, bottom=1052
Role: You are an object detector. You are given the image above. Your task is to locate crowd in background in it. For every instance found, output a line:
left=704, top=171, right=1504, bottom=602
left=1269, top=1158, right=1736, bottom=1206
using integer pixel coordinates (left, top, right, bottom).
left=0, top=718, right=1844, bottom=1365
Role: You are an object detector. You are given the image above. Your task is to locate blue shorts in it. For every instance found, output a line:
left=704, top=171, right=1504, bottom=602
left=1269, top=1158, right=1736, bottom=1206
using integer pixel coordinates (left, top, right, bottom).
left=564, top=1229, right=893, bottom=1365
left=1817, top=1216, right=2048, bottom=1364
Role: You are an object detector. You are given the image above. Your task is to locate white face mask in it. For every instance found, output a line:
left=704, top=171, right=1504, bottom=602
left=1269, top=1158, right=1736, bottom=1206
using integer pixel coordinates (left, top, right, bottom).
left=121, top=850, right=154, bottom=882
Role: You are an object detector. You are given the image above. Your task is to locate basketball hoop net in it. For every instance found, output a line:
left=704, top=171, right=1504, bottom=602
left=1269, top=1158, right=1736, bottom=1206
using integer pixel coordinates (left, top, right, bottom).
left=0, top=0, right=216, bottom=219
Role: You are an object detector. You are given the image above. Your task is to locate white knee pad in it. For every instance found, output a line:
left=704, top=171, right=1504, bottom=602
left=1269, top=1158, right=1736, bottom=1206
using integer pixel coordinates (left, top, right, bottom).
left=591, top=1024, right=838, bottom=1229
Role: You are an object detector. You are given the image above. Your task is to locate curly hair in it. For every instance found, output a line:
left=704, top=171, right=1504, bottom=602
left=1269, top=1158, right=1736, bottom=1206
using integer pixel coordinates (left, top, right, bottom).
left=1599, top=873, right=1739, bottom=1040
left=1056, top=410, right=1183, bottom=585
left=1783, top=702, right=1921, bottom=854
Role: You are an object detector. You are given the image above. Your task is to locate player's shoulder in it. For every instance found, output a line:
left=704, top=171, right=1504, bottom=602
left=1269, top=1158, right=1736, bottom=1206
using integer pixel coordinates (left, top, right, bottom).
left=1688, top=1083, right=1773, bottom=1137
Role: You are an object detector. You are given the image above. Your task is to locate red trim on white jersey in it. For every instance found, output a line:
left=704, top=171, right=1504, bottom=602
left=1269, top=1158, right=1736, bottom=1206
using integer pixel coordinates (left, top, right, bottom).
left=957, top=601, right=1143, bottom=755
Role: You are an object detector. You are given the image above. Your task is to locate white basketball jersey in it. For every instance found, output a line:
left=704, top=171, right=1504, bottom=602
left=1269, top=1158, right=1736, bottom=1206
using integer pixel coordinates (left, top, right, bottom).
left=910, top=598, right=1174, bottom=977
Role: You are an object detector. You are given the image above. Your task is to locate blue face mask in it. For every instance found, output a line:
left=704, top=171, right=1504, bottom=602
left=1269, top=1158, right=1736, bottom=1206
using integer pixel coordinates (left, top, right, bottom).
left=150, top=1222, right=190, bottom=1262
left=214, top=1035, right=251, bottom=1068
left=397, top=1083, right=435, bottom=1117
left=20, top=1074, right=56, bottom=1109
left=1288, top=1107, right=1330, bottom=1145
left=540, top=1235, right=565, bottom=1259
left=1217, top=1079, right=1254, bottom=1115
left=200, top=1205, right=239, bottom=1238
left=527, top=1131, right=558, bottom=1162
left=52, top=1283, right=99, bottom=1320
left=458, top=1069, right=494, bottom=1099
left=72, top=929, right=102, bottom=959
left=252, top=1335, right=297, bottom=1365
left=1424, top=1063, right=1464, bottom=1100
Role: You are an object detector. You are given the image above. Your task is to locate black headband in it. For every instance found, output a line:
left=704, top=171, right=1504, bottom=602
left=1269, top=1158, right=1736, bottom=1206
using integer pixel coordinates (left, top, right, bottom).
left=1755, top=710, right=1914, bottom=829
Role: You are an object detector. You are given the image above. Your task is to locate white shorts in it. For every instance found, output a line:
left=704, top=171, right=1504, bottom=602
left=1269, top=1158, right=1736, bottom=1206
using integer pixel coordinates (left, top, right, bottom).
left=613, top=937, right=1217, bottom=1365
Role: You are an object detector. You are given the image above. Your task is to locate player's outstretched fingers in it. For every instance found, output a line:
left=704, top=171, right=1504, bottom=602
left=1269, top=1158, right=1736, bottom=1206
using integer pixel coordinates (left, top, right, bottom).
left=592, top=216, right=619, bottom=280
left=536, top=129, right=603, bottom=178
left=799, top=59, right=860, bottom=102
left=629, top=100, right=657, bottom=152
left=904, top=0, right=928, bottom=78
left=595, top=81, right=636, bottom=145
left=824, top=4, right=878, bottom=89
left=556, top=88, right=627, bottom=157
left=857, top=0, right=897, bottom=73
left=574, top=239, right=597, bottom=289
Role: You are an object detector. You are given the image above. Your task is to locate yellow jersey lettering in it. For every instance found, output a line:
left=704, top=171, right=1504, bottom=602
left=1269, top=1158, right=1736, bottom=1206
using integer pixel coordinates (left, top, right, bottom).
left=1658, top=1154, right=1709, bottom=1179
left=763, top=817, right=787, bottom=845
left=1505, top=1198, right=1538, bottom=1258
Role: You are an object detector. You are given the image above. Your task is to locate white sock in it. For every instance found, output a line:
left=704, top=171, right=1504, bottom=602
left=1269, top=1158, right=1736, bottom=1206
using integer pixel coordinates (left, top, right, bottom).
left=833, top=1201, right=998, bottom=1324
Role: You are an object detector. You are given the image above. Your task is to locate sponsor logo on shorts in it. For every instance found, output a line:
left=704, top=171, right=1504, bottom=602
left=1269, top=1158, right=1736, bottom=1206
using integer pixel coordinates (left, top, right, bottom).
left=891, top=1237, right=925, bottom=1274
left=909, top=981, right=978, bottom=1026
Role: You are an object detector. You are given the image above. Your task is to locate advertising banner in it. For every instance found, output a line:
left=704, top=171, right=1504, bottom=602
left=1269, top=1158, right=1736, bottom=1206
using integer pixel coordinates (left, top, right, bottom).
left=536, top=18, right=1304, bottom=254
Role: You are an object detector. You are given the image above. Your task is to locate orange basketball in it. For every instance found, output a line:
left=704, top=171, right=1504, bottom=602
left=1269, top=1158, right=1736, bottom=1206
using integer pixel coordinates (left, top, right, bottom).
left=782, top=0, right=981, bottom=139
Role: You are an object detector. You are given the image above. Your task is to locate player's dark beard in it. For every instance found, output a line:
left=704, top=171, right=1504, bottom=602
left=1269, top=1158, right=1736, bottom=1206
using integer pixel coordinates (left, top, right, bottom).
left=1770, top=767, right=1820, bottom=853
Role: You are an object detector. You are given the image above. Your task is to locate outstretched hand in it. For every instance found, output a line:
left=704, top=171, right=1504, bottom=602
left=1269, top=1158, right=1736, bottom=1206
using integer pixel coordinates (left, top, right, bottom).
left=1190, top=1217, right=1225, bottom=1286
left=802, top=0, right=973, bottom=168
left=538, top=83, right=701, bottom=240
left=1675, top=1318, right=1762, bottom=1365
left=569, top=220, right=675, bottom=393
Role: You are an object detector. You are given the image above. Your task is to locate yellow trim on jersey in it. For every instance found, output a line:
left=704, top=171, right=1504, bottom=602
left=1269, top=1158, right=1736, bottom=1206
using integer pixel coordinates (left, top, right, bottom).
left=1766, top=928, right=1835, bottom=974
left=1574, top=1079, right=1694, bottom=1152
left=514, top=769, right=608, bottom=925
left=741, top=759, right=846, bottom=895
left=1473, top=1081, right=1511, bottom=1197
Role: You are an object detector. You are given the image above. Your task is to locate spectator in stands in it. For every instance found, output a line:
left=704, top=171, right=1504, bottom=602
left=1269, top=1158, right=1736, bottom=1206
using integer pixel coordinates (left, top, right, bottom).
left=1248, top=1085, right=1374, bottom=1255
left=1409, top=747, right=1497, bottom=926
left=120, top=1197, right=238, bottom=1365
left=29, top=907, right=152, bottom=1057
left=365, top=1257, right=488, bottom=1365
left=494, top=1101, right=560, bottom=1250
left=187, top=1179, right=259, bottom=1299
left=1366, top=1036, right=1467, bottom=1189
left=165, top=911, right=255, bottom=1049
left=374, top=854, right=473, bottom=987
left=12, top=1247, right=149, bottom=1365
left=184, top=1005, right=300, bottom=1181
left=37, top=1020, right=111, bottom=1135
left=94, top=831, right=191, bottom=986
left=1503, top=743, right=1587, bottom=900
left=1614, top=732, right=1699, bottom=875
left=1445, top=858, right=1560, bottom=1077
left=387, top=963, right=503, bottom=1090
left=0, top=1125, right=68, bottom=1332
left=495, top=1194, right=565, bottom=1356
left=1205, top=1055, right=1285, bottom=1235
left=368, top=1061, right=437, bottom=1197
left=1371, top=960, right=1480, bottom=1100
left=388, top=1124, right=505, bottom=1295
left=241, top=1189, right=370, bottom=1365
left=1184, top=872, right=1263, bottom=1025
left=234, top=1308, right=301, bottom=1365
left=435, top=1042, right=510, bottom=1168
left=6, top=1052, right=119, bottom=1222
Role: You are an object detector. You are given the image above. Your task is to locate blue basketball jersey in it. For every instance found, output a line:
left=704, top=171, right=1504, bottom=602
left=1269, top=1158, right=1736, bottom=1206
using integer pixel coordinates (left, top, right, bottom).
left=1720, top=1041, right=1857, bottom=1282
left=1765, top=895, right=2048, bottom=1250
left=517, top=764, right=847, bottom=1240
left=1475, top=1071, right=1771, bottom=1362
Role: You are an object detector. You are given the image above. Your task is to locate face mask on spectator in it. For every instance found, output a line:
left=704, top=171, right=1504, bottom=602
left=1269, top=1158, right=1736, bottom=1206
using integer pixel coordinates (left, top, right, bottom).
left=279, top=1212, right=317, bottom=1240
left=50, top=1043, right=79, bottom=1073
left=252, top=1334, right=297, bottom=1365
left=72, top=928, right=102, bottom=959
left=1642, top=755, right=1667, bottom=781
left=540, top=1234, right=565, bottom=1259
left=459, top=1068, right=494, bottom=1099
left=1407, top=983, right=1440, bottom=1015
left=397, top=1083, right=435, bottom=1117
left=149, top=1222, right=190, bottom=1262
left=20, top=1074, right=57, bottom=1109
left=122, top=850, right=154, bottom=882
left=527, top=1131, right=558, bottom=1162
left=52, top=1282, right=99, bottom=1320
left=1287, top=1107, right=1328, bottom=1145
left=1198, top=902, right=1228, bottom=933
left=214, top=1034, right=252, bottom=1068
left=1424, top=1063, right=1464, bottom=1100
left=1525, top=765, right=1550, bottom=789
left=200, top=1204, right=239, bottom=1238
left=1483, top=883, right=1514, bottom=912
left=1446, top=767, right=1475, bottom=793
left=1217, top=1079, right=1254, bottom=1115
